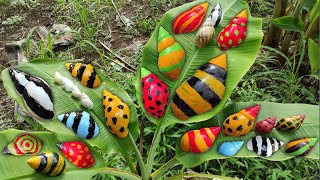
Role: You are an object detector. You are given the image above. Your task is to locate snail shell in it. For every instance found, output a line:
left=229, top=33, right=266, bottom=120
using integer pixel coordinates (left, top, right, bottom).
left=72, top=85, right=82, bottom=99
left=54, top=72, right=63, bottom=84
left=62, top=77, right=74, bottom=92
left=196, top=4, right=223, bottom=48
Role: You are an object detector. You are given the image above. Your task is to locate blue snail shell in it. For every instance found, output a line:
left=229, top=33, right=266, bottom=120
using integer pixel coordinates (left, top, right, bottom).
left=218, top=141, right=244, bottom=157
left=57, top=111, right=99, bottom=139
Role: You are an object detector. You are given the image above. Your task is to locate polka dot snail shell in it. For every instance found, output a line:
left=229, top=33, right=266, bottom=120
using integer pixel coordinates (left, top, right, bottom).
left=57, top=141, right=95, bottom=168
left=103, top=90, right=130, bottom=138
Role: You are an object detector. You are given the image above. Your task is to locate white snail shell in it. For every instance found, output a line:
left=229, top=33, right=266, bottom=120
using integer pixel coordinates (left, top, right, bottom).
left=62, top=77, right=74, bottom=92
left=71, top=86, right=82, bottom=99
left=81, top=97, right=93, bottom=109
left=54, top=72, right=63, bottom=84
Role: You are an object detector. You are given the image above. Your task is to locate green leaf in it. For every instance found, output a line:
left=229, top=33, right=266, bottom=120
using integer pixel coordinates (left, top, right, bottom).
left=310, top=0, right=320, bottom=24
left=304, top=0, right=317, bottom=12
left=175, top=102, right=319, bottom=168
left=0, top=129, right=140, bottom=180
left=308, top=38, right=320, bottom=74
left=272, top=16, right=305, bottom=32
left=136, top=0, right=263, bottom=127
left=165, top=173, right=236, bottom=180
left=1, top=59, right=139, bottom=154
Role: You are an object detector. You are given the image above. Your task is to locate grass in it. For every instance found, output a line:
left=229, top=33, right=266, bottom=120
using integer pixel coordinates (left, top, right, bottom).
left=0, top=0, right=319, bottom=180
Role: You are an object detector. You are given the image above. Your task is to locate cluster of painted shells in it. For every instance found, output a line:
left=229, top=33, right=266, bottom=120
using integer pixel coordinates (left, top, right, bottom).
left=57, top=111, right=99, bottom=139
left=9, top=69, right=54, bottom=120
left=3, top=134, right=43, bottom=156
left=58, top=141, right=95, bottom=168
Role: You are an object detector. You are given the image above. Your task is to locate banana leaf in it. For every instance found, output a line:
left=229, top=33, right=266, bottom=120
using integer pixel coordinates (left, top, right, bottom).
left=1, top=59, right=139, bottom=154
left=136, top=0, right=263, bottom=127
left=175, top=102, right=319, bottom=167
left=0, top=129, right=138, bottom=180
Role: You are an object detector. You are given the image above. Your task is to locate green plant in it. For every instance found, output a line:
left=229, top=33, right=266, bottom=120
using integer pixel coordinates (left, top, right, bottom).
left=0, top=1, right=319, bottom=180
left=1, top=15, right=23, bottom=25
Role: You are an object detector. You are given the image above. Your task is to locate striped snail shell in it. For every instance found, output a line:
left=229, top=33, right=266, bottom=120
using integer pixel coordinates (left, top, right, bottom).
left=196, top=4, right=223, bottom=48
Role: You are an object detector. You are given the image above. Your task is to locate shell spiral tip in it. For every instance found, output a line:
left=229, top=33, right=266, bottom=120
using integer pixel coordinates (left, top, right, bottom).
left=236, top=10, right=247, bottom=19
left=210, top=127, right=220, bottom=137
left=141, top=67, right=151, bottom=79
left=299, top=114, right=306, bottom=121
left=245, top=104, right=260, bottom=118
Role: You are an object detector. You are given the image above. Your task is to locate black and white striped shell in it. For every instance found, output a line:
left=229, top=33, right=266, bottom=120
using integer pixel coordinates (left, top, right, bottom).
left=9, top=69, right=54, bottom=120
left=247, top=136, right=284, bottom=157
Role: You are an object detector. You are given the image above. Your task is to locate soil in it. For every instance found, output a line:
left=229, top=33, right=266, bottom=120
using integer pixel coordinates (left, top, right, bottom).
left=0, top=1, right=55, bottom=129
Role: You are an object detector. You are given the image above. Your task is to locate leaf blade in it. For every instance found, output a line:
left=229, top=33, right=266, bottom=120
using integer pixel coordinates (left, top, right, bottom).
left=272, top=16, right=305, bottom=32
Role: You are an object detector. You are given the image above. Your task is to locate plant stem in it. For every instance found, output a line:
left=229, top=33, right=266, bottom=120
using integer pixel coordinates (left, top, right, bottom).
left=151, top=156, right=180, bottom=180
left=122, top=150, right=139, bottom=175
left=82, top=167, right=142, bottom=180
left=128, top=132, right=148, bottom=180
left=145, top=119, right=165, bottom=179
left=280, top=0, right=306, bottom=63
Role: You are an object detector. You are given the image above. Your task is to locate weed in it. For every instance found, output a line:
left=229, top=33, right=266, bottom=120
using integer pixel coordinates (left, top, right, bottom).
left=1, top=15, right=23, bottom=25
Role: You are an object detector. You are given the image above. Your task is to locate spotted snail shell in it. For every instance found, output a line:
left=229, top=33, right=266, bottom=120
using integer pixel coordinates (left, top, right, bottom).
left=103, top=90, right=130, bottom=138
left=285, top=138, right=318, bottom=156
left=196, top=3, right=223, bottom=48
left=9, top=69, right=54, bottom=120
left=217, top=10, right=248, bottom=51
left=172, top=2, right=209, bottom=34
left=58, top=141, right=95, bottom=168
left=27, top=151, right=66, bottom=176
left=255, top=116, right=276, bottom=133
left=247, top=136, right=283, bottom=157
left=57, top=111, right=99, bottom=139
left=172, top=54, right=227, bottom=120
left=2, top=134, right=43, bottom=156
left=222, top=105, right=260, bottom=136
left=180, top=127, right=220, bottom=153
left=275, top=114, right=305, bottom=131
left=218, top=141, right=244, bottom=157
left=141, top=68, right=170, bottom=119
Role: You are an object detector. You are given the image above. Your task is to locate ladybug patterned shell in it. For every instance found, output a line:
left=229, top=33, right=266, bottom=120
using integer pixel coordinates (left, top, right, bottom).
left=58, top=141, right=95, bottom=168
left=285, top=138, right=318, bottom=156
left=217, top=10, right=248, bottom=51
left=27, top=151, right=66, bottom=176
left=180, top=127, right=220, bottom=153
left=222, top=105, right=260, bottom=136
left=2, top=134, right=43, bottom=156
left=172, top=54, right=227, bottom=120
left=255, top=116, right=276, bottom=133
left=65, top=63, right=101, bottom=88
left=275, top=114, right=305, bottom=131
left=172, top=2, right=208, bottom=34
left=158, top=26, right=185, bottom=81
left=103, top=90, right=130, bottom=138
left=141, top=68, right=170, bottom=118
